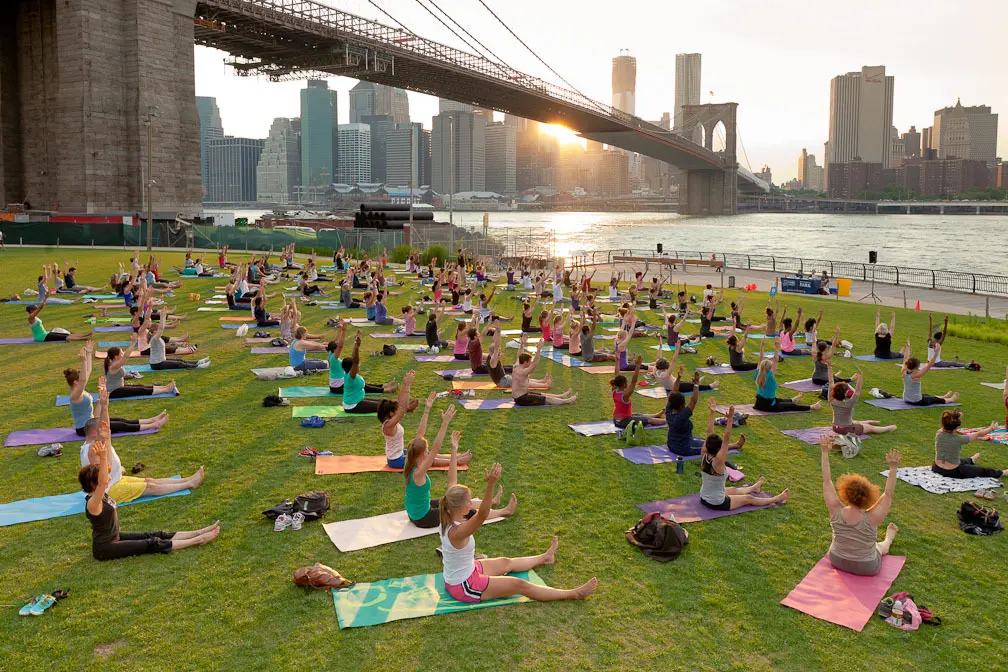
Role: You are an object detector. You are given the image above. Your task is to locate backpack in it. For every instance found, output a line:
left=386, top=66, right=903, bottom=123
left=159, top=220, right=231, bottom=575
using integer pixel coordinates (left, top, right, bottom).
left=625, top=512, right=689, bottom=561
left=262, top=394, right=288, bottom=407
left=271, top=338, right=289, bottom=347
left=958, top=501, right=1003, bottom=535
left=382, top=344, right=397, bottom=356
left=262, top=499, right=295, bottom=520
left=966, top=360, right=980, bottom=371
left=293, top=562, right=354, bottom=591
left=294, top=490, right=331, bottom=520
left=628, top=420, right=647, bottom=446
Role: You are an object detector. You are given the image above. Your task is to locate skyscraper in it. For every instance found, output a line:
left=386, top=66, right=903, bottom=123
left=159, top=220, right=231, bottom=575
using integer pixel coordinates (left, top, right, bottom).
left=932, top=100, right=999, bottom=167
left=431, top=111, right=485, bottom=194
left=798, top=148, right=809, bottom=187
left=439, top=99, right=475, bottom=114
left=300, top=80, right=337, bottom=190
left=674, top=54, right=702, bottom=144
left=902, top=126, right=921, bottom=160
left=207, top=137, right=264, bottom=203
left=195, top=97, right=223, bottom=199
left=611, top=51, right=636, bottom=116
left=386, top=123, right=421, bottom=188
left=825, top=65, right=895, bottom=187
left=256, top=118, right=300, bottom=203
left=485, top=122, right=517, bottom=196
left=336, top=123, right=371, bottom=184
left=361, top=114, right=395, bottom=184
left=348, top=81, right=376, bottom=124
left=380, top=86, right=410, bottom=126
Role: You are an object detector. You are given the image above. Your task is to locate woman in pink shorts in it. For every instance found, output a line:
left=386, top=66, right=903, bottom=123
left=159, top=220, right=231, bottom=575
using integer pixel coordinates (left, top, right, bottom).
left=439, top=463, right=597, bottom=604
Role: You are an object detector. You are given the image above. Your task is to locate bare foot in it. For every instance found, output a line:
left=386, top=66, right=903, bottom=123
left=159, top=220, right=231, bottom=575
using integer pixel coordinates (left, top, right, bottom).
left=492, top=484, right=503, bottom=507
left=886, top=522, right=899, bottom=540
left=567, top=393, right=578, bottom=403
left=810, top=401, right=823, bottom=411
left=501, top=493, right=518, bottom=516
left=191, top=466, right=206, bottom=488
left=970, top=452, right=981, bottom=462
left=750, top=476, right=766, bottom=493
left=456, top=451, right=473, bottom=465
left=541, top=536, right=559, bottom=565
left=947, top=391, right=960, bottom=402
left=169, top=380, right=178, bottom=394
left=572, top=577, right=598, bottom=599
left=195, top=526, right=220, bottom=546
left=709, top=380, right=718, bottom=389
left=544, top=373, right=553, bottom=387
left=735, top=434, right=746, bottom=450
left=773, top=489, right=792, bottom=504
left=196, top=520, right=220, bottom=535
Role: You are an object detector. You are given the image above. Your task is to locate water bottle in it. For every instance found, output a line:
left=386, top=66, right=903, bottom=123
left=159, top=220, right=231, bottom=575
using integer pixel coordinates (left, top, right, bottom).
left=890, top=600, right=904, bottom=627
left=676, top=456, right=684, bottom=474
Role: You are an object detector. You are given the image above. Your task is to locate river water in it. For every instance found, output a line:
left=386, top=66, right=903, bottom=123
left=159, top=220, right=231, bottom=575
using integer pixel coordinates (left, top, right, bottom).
left=217, top=208, right=1008, bottom=276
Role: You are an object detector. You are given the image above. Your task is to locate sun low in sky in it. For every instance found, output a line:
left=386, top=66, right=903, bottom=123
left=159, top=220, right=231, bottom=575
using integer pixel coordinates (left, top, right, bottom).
left=539, top=123, right=587, bottom=148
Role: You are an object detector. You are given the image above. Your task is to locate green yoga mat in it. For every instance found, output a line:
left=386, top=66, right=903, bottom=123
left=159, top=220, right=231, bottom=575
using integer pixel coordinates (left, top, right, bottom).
left=292, top=405, right=374, bottom=418
left=331, top=570, right=544, bottom=628
left=92, top=316, right=133, bottom=324
left=196, top=307, right=228, bottom=312
left=279, top=386, right=382, bottom=398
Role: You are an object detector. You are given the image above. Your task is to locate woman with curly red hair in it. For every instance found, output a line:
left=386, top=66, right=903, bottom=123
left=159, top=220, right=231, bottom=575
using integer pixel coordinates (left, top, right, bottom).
left=820, top=435, right=901, bottom=576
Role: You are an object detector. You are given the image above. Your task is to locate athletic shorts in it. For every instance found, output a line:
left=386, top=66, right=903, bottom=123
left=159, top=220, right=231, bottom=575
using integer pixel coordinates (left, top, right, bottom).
left=107, top=476, right=146, bottom=503
left=499, top=375, right=512, bottom=388
left=513, top=392, right=546, bottom=406
left=444, top=561, right=490, bottom=603
left=699, top=496, right=731, bottom=511
left=387, top=454, right=406, bottom=470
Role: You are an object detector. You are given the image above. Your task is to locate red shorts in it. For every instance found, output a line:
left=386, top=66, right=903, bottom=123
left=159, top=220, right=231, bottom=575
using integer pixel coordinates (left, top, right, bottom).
left=444, top=561, right=489, bottom=603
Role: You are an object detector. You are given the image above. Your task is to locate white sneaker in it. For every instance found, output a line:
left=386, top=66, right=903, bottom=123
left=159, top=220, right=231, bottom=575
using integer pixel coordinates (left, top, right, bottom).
left=291, top=512, right=305, bottom=531
left=197, top=357, right=211, bottom=368
left=274, top=513, right=293, bottom=532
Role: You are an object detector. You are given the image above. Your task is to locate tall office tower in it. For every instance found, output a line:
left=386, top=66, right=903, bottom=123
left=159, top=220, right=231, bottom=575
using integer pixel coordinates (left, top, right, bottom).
left=825, top=65, right=894, bottom=187
left=516, top=122, right=557, bottom=192
left=388, top=87, right=410, bottom=126
left=256, top=118, right=301, bottom=203
left=798, top=148, right=809, bottom=187
left=431, top=111, right=485, bottom=194
left=674, top=53, right=702, bottom=143
left=195, top=97, right=223, bottom=198
left=485, top=121, right=517, bottom=195
left=902, top=126, right=921, bottom=160
left=611, top=50, right=636, bottom=115
left=336, top=123, right=371, bottom=184
left=921, top=126, right=935, bottom=160
left=504, top=114, right=528, bottom=131
left=361, top=114, right=394, bottom=183
left=207, top=137, right=264, bottom=202
left=933, top=100, right=999, bottom=167
left=300, top=80, right=337, bottom=190
left=348, top=81, right=376, bottom=123
left=386, top=123, right=423, bottom=188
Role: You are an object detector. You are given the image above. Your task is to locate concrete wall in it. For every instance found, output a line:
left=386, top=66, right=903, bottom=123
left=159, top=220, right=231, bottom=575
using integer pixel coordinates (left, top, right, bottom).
left=1, top=0, right=201, bottom=215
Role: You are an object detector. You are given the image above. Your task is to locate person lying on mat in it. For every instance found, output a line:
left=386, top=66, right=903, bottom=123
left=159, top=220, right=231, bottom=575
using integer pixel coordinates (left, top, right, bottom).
left=654, top=349, right=716, bottom=394
left=754, top=340, right=822, bottom=413
left=827, top=363, right=895, bottom=436
left=342, top=331, right=415, bottom=415
left=511, top=338, right=575, bottom=407
left=26, top=294, right=92, bottom=342
left=926, top=315, right=968, bottom=369
left=81, top=386, right=219, bottom=561
left=779, top=306, right=812, bottom=356
left=440, top=463, right=594, bottom=603
left=388, top=380, right=473, bottom=473
left=873, top=309, right=904, bottom=360
left=104, top=337, right=178, bottom=399
left=820, top=434, right=899, bottom=576
left=932, top=410, right=1003, bottom=480
left=289, top=326, right=330, bottom=373
left=612, top=356, right=666, bottom=430
left=901, top=342, right=959, bottom=406
left=812, top=328, right=848, bottom=386
left=327, top=321, right=396, bottom=396
left=700, top=402, right=789, bottom=512
left=82, top=377, right=202, bottom=503
left=66, top=343, right=168, bottom=436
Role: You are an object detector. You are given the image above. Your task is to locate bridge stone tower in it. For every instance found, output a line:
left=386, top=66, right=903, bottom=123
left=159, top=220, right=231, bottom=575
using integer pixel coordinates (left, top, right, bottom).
left=0, top=0, right=202, bottom=216
left=676, top=103, right=738, bottom=216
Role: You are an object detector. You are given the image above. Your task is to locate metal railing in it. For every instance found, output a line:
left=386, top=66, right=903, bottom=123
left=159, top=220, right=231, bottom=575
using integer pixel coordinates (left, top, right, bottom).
left=567, top=248, right=1008, bottom=298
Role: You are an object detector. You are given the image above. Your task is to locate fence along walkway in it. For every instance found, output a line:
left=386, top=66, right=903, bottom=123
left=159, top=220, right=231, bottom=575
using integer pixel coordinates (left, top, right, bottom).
left=569, top=248, right=1008, bottom=298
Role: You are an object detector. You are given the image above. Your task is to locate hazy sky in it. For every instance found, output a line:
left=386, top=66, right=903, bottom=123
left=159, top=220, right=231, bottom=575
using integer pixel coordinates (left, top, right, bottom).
left=194, top=0, right=1007, bottom=183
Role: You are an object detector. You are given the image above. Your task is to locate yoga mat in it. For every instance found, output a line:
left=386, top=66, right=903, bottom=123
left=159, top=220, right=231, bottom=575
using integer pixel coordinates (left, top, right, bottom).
left=219, top=316, right=256, bottom=322
left=781, top=427, right=867, bottom=445
left=94, top=326, right=132, bottom=332
left=433, top=368, right=488, bottom=378
left=782, top=378, right=825, bottom=393
left=281, top=386, right=337, bottom=398
left=415, top=354, right=461, bottom=363
left=0, top=476, right=190, bottom=527
left=331, top=566, right=536, bottom=628
left=315, top=455, right=467, bottom=475
left=197, top=307, right=228, bottom=312
left=244, top=338, right=274, bottom=344
left=980, top=381, right=1006, bottom=390
left=4, top=298, right=76, bottom=305
left=456, top=398, right=517, bottom=411
left=569, top=420, right=666, bottom=437
left=580, top=365, right=619, bottom=374
left=369, top=332, right=424, bottom=339
left=697, top=365, right=740, bottom=375
left=636, top=387, right=670, bottom=399
left=376, top=343, right=427, bottom=352
left=204, top=300, right=226, bottom=304
left=322, top=510, right=503, bottom=553
left=251, top=367, right=299, bottom=380
left=98, top=341, right=131, bottom=348
left=54, top=389, right=179, bottom=407
left=292, top=405, right=372, bottom=418
left=881, top=466, right=1001, bottom=494
left=0, top=338, right=36, bottom=345
left=94, top=350, right=144, bottom=359
left=961, top=427, right=1008, bottom=445
left=451, top=380, right=548, bottom=391
left=852, top=355, right=900, bottom=362
left=616, top=446, right=742, bottom=481
left=83, top=294, right=119, bottom=299
left=250, top=346, right=293, bottom=355
left=864, top=398, right=961, bottom=411
left=222, top=323, right=274, bottom=330
left=5, top=426, right=158, bottom=447
left=780, top=555, right=905, bottom=632
left=124, top=364, right=153, bottom=373
left=92, top=317, right=132, bottom=323
left=540, top=350, right=586, bottom=367
left=716, top=404, right=812, bottom=417
left=637, top=492, right=777, bottom=523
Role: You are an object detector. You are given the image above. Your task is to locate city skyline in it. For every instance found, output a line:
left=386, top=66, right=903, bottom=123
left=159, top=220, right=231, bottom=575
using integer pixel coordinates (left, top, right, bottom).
left=194, top=0, right=1007, bottom=185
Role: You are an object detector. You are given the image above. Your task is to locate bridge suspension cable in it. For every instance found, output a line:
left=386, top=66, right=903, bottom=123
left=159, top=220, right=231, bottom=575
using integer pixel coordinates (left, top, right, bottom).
left=414, top=0, right=514, bottom=77
left=364, top=0, right=416, bottom=35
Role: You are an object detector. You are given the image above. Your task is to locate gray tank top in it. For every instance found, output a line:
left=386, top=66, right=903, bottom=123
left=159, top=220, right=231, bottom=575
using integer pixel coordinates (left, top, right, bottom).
left=581, top=334, right=595, bottom=362
left=70, top=391, right=94, bottom=429
left=828, top=509, right=879, bottom=562
left=812, top=359, right=828, bottom=381
left=699, top=455, right=726, bottom=505
left=149, top=337, right=166, bottom=365
left=106, top=367, right=126, bottom=392
left=902, top=372, right=922, bottom=402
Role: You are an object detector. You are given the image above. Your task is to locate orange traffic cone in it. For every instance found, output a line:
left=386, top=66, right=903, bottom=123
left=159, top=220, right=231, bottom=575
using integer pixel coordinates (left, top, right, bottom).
left=914, top=300, right=920, bottom=311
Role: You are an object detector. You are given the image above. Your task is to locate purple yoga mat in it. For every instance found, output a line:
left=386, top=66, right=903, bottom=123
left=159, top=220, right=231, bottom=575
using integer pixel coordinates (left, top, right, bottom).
left=637, top=492, right=778, bottom=523
left=782, top=379, right=824, bottom=393
left=716, top=404, right=811, bottom=417
left=615, top=445, right=740, bottom=465
left=369, top=332, right=424, bottom=339
left=697, top=365, right=739, bottom=375
left=94, top=326, right=132, bottom=332
left=415, top=355, right=460, bottom=363
left=865, top=398, right=961, bottom=411
left=433, top=368, right=488, bottom=378
left=456, top=397, right=520, bottom=410
left=0, top=338, right=35, bottom=345
left=781, top=427, right=868, bottom=445
left=6, top=427, right=158, bottom=448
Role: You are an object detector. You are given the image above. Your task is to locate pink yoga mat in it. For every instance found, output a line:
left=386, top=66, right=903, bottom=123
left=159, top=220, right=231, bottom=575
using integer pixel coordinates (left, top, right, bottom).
left=637, top=492, right=777, bottom=523
left=780, top=555, right=905, bottom=631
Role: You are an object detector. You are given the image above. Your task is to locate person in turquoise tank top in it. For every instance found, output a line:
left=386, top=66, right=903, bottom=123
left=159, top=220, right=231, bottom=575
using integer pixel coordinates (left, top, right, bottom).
left=340, top=330, right=418, bottom=414
left=753, top=339, right=822, bottom=414
left=289, top=326, right=329, bottom=372
left=26, top=294, right=91, bottom=342
left=325, top=321, right=397, bottom=395
left=402, top=404, right=516, bottom=528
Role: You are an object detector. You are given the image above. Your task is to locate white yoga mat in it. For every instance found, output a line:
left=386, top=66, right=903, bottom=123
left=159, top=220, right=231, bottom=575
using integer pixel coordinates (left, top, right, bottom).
left=881, top=466, right=1002, bottom=495
left=323, top=509, right=503, bottom=552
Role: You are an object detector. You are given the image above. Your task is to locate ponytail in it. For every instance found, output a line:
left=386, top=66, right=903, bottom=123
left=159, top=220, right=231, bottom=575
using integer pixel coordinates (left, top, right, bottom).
left=402, top=437, right=427, bottom=483
left=439, top=484, right=471, bottom=534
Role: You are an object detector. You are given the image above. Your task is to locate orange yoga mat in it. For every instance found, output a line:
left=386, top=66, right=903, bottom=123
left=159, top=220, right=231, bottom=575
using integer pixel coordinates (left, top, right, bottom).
left=581, top=366, right=619, bottom=374
left=450, top=380, right=548, bottom=391
left=315, top=455, right=468, bottom=475
left=219, top=316, right=256, bottom=322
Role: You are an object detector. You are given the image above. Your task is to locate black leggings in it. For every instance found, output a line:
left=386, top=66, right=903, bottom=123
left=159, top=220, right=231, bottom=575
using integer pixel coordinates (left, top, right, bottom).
left=303, top=285, right=321, bottom=296
left=44, top=332, right=69, bottom=341
left=753, top=395, right=810, bottom=413
left=75, top=418, right=141, bottom=437
left=813, top=376, right=849, bottom=386
left=109, top=385, right=154, bottom=398
left=731, top=362, right=758, bottom=372
left=932, top=459, right=1003, bottom=479
left=152, top=359, right=198, bottom=370
left=908, top=395, right=946, bottom=406
left=257, top=319, right=281, bottom=327
left=374, top=318, right=394, bottom=326
left=345, top=398, right=382, bottom=414
left=331, top=382, right=385, bottom=394
left=454, top=353, right=469, bottom=360
left=93, top=531, right=175, bottom=561
left=409, top=499, right=441, bottom=529
left=343, top=300, right=362, bottom=309
left=676, top=382, right=713, bottom=393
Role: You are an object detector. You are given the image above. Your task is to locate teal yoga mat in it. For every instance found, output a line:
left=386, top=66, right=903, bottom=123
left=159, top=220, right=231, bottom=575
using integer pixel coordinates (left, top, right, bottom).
left=0, top=476, right=189, bottom=527
left=331, top=570, right=545, bottom=628
left=279, top=386, right=382, bottom=398
left=292, top=405, right=374, bottom=418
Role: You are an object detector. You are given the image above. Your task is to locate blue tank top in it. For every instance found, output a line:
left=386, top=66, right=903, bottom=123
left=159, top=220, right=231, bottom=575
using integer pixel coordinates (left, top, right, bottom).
left=375, top=302, right=387, bottom=321
left=70, top=391, right=94, bottom=429
left=145, top=271, right=155, bottom=284
left=366, top=304, right=376, bottom=320
left=289, top=343, right=306, bottom=368
left=755, top=369, right=778, bottom=400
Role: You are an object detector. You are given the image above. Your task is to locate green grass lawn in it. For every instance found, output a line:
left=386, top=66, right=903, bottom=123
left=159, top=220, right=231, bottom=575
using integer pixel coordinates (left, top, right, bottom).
left=0, top=248, right=1006, bottom=671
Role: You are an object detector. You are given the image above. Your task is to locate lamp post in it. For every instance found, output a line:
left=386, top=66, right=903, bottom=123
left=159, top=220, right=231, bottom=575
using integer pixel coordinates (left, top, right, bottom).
left=145, top=107, right=157, bottom=251
left=449, top=114, right=454, bottom=228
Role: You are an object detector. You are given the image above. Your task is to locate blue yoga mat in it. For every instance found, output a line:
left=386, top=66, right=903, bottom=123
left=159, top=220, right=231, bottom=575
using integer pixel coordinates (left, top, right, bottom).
left=124, top=364, right=153, bottom=373
left=83, top=294, right=119, bottom=299
left=55, top=390, right=179, bottom=407
left=853, top=354, right=902, bottom=362
left=0, top=476, right=189, bottom=527
left=98, top=341, right=131, bottom=348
